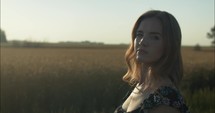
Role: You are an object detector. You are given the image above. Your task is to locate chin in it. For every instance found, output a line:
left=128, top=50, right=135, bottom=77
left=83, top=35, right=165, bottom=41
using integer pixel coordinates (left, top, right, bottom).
left=136, top=57, right=146, bottom=63
left=136, top=57, right=153, bottom=65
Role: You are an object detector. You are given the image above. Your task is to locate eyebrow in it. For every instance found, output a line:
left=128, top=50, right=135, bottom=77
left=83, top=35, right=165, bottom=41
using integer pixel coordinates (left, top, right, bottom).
left=136, top=31, right=143, bottom=34
left=149, top=32, right=162, bottom=35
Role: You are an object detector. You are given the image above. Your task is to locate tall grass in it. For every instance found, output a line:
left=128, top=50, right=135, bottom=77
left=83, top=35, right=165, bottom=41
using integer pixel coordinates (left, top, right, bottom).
left=181, top=68, right=215, bottom=113
left=185, top=88, right=215, bottom=113
left=1, top=47, right=214, bottom=113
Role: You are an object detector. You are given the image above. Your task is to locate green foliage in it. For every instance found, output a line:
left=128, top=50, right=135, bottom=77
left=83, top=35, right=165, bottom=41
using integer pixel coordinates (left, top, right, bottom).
left=183, top=88, right=215, bottom=113
left=181, top=68, right=215, bottom=92
left=207, top=26, right=215, bottom=46
left=181, top=68, right=215, bottom=113
left=0, top=28, right=7, bottom=43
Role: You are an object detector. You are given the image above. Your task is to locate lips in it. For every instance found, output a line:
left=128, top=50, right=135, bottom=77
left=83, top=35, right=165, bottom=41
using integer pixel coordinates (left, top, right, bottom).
left=137, top=48, right=148, bottom=54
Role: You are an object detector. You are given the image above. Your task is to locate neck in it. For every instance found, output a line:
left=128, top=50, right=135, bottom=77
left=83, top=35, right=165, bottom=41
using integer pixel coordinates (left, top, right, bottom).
left=139, top=64, right=174, bottom=89
left=156, top=77, right=174, bottom=87
left=149, top=76, right=174, bottom=89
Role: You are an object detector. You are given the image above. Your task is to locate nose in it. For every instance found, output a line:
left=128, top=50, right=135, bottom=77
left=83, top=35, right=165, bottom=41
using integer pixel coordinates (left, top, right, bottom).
left=139, top=36, right=148, bottom=47
left=139, top=38, right=144, bottom=45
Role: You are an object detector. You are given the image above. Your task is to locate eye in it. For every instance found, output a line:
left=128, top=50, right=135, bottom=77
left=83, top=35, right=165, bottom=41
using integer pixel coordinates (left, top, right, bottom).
left=136, top=33, right=144, bottom=38
left=150, top=35, right=160, bottom=40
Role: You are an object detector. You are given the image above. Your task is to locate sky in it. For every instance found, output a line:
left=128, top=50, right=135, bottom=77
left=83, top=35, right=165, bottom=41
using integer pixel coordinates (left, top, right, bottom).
left=1, top=0, right=214, bottom=46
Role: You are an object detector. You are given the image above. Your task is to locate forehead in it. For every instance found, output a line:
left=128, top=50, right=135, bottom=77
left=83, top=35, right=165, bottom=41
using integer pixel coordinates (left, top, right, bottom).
left=137, top=18, right=162, bottom=34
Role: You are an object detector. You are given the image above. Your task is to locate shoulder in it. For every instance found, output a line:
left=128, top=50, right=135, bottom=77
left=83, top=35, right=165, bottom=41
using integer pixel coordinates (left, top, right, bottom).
left=148, top=105, right=181, bottom=113
left=156, top=86, right=181, bottom=101
left=142, top=86, right=190, bottom=113
left=144, top=86, right=182, bottom=107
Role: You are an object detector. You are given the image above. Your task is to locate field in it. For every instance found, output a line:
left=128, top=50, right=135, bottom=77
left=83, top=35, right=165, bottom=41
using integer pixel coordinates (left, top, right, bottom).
left=1, top=46, right=214, bottom=113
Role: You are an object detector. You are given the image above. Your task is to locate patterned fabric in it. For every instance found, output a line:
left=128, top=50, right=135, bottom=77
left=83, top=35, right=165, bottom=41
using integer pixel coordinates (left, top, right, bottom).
left=114, top=86, right=190, bottom=113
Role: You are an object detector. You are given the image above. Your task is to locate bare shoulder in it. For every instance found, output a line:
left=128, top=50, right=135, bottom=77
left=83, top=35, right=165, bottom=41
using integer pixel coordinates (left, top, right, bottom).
left=148, top=105, right=181, bottom=113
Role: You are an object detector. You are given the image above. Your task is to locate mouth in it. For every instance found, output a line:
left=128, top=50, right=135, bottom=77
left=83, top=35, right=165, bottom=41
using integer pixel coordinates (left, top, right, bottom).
left=137, top=48, right=148, bottom=54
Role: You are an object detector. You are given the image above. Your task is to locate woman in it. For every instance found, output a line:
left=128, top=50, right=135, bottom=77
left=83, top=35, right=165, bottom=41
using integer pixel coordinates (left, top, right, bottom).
left=114, top=10, right=190, bottom=113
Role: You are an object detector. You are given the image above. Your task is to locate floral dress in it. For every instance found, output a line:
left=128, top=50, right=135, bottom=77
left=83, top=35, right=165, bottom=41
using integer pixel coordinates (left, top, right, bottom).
left=114, top=86, right=190, bottom=113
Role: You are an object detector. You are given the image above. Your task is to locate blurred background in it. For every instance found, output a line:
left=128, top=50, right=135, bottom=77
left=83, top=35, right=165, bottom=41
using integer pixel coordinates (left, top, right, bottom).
left=1, top=0, right=214, bottom=113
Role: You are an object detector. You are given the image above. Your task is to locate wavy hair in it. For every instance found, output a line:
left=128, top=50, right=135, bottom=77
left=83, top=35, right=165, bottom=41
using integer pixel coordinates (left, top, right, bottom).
left=123, top=10, right=183, bottom=88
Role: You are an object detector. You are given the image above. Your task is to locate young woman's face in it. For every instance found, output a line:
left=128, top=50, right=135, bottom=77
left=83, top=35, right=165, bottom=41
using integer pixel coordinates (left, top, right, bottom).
left=134, top=18, right=164, bottom=65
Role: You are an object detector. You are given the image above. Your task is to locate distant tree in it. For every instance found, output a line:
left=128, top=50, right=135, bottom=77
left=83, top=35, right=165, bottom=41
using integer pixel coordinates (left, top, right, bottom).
left=207, top=26, right=215, bottom=47
left=0, top=29, right=7, bottom=43
left=193, top=43, right=201, bottom=51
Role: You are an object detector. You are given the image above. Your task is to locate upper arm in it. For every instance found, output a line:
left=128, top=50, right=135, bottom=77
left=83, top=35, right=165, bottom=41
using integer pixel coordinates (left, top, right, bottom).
left=148, top=105, right=181, bottom=113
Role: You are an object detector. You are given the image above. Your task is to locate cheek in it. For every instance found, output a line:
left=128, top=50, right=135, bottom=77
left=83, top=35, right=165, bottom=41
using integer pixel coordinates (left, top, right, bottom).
left=157, top=49, right=163, bottom=59
left=156, top=43, right=164, bottom=58
left=151, top=42, right=164, bottom=59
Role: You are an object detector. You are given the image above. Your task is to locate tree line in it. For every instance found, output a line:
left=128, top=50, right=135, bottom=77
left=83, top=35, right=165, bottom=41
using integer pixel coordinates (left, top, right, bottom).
left=1, top=26, right=215, bottom=46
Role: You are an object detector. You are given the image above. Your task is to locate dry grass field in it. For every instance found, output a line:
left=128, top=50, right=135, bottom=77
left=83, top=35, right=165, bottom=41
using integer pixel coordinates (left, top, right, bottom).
left=181, top=47, right=214, bottom=73
left=1, top=46, right=214, bottom=113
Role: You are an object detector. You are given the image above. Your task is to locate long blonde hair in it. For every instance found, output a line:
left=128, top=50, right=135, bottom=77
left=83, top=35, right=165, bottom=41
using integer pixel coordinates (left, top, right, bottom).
left=123, top=10, right=183, bottom=88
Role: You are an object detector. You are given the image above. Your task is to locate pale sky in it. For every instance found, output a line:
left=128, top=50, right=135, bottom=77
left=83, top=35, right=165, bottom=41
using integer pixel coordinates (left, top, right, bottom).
left=1, top=0, right=214, bottom=46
